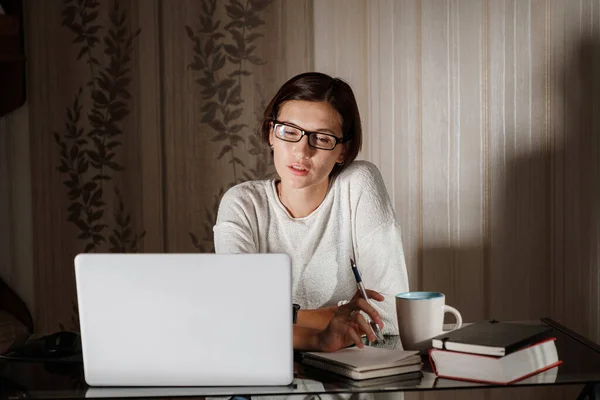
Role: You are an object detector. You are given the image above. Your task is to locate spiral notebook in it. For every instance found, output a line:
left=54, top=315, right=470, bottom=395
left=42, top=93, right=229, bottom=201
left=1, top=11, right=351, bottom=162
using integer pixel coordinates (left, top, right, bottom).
left=302, top=346, right=422, bottom=380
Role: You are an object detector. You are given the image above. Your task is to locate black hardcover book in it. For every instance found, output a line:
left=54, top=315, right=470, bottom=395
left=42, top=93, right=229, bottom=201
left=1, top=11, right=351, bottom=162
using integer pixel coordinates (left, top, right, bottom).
left=431, top=321, right=552, bottom=357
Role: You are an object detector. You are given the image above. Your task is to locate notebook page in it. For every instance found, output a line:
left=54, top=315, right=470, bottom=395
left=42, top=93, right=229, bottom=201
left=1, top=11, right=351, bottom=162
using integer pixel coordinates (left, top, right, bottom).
left=304, top=346, right=420, bottom=372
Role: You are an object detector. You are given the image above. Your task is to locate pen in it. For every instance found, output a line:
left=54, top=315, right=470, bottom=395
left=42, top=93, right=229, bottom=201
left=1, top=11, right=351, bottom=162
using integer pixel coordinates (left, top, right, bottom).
left=349, top=258, right=386, bottom=344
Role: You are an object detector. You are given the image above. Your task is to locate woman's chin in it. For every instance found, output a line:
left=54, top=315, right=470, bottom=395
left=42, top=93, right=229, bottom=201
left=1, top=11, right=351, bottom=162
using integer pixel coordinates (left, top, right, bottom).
left=285, top=179, right=310, bottom=190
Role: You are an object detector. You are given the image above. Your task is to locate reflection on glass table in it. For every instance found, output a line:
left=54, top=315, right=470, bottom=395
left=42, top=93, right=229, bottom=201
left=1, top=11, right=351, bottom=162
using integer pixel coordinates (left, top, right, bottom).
left=1, top=318, right=600, bottom=399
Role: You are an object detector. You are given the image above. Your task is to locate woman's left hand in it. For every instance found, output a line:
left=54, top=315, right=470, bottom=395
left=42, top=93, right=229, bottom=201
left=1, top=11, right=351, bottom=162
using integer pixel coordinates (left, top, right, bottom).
left=315, top=290, right=385, bottom=352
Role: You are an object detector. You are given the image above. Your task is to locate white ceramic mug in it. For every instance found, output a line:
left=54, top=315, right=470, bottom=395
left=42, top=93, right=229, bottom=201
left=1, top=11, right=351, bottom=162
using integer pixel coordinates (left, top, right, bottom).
left=395, top=291, right=462, bottom=350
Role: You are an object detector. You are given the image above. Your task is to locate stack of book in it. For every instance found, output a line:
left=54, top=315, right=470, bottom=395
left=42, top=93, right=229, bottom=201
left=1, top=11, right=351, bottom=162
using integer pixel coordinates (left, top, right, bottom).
left=428, top=321, right=563, bottom=384
left=301, top=346, right=423, bottom=381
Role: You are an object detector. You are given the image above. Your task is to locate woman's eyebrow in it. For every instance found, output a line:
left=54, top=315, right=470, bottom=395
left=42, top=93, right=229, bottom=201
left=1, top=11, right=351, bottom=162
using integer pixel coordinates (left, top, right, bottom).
left=280, top=120, right=337, bottom=134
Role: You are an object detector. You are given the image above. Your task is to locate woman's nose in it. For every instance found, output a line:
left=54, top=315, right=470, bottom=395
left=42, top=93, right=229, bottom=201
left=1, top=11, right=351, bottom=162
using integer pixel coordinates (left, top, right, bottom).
left=293, top=136, right=312, bottom=159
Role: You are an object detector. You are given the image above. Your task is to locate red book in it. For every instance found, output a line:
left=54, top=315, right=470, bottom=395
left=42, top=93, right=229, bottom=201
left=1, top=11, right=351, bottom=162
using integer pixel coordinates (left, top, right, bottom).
left=429, top=337, right=563, bottom=385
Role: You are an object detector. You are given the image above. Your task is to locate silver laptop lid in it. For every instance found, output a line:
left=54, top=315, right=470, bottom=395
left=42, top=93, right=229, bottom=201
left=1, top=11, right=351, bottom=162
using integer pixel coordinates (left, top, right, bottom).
left=74, top=253, right=293, bottom=387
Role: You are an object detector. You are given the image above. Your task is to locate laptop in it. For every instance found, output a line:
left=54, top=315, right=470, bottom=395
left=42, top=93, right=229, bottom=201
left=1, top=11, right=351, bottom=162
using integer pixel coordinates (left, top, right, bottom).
left=74, top=253, right=293, bottom=387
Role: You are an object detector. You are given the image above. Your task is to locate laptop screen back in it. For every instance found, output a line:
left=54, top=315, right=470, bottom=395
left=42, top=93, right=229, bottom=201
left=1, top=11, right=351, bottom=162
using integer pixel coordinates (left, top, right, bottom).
left=74, top=253, right=293, bottom=387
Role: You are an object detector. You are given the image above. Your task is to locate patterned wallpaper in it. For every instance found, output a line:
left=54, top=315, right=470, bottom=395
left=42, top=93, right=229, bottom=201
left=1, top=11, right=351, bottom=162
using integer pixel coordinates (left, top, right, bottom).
left=3, top=0, right=313, bottom=332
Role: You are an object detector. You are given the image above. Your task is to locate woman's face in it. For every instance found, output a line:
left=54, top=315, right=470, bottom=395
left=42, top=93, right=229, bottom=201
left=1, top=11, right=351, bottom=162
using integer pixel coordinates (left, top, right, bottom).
left=270, top=100, right=345, bottom=193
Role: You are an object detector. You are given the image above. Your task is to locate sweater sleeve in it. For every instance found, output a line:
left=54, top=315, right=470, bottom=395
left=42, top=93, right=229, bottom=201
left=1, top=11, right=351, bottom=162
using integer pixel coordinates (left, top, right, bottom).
left=352, top=163, right=410, bottom=335
left=356, top=220, right=408, bottom=335
left=213, top=185, right=258, bottom=254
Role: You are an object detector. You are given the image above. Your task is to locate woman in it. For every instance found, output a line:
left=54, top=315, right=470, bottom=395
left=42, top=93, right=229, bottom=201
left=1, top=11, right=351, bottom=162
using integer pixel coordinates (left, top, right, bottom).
left=213, top=72, right=409, bottom=352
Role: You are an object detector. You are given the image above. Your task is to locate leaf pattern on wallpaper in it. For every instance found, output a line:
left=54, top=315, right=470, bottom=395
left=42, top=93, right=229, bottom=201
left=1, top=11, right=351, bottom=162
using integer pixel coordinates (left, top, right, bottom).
left=54, top=0, right=144, bottom=256
left=246, top=83, right=274, bottom=180
left=53, top=0, right=145, bottom=332
left=186, top=0, right=274, bottom=252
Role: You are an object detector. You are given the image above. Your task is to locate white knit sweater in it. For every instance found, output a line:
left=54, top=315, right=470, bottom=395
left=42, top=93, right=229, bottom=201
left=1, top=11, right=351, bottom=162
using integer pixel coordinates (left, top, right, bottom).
left=213, top=160, right=409, bottom=334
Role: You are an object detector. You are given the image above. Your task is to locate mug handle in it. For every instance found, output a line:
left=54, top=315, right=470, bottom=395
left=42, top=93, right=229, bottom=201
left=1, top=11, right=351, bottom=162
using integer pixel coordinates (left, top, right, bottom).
left=442, top=305, right=462, bottom=332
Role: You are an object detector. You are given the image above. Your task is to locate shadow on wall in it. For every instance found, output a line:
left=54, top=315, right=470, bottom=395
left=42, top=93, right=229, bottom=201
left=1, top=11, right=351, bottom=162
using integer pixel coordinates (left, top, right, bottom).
left=417, top=35, right=600, bottom=337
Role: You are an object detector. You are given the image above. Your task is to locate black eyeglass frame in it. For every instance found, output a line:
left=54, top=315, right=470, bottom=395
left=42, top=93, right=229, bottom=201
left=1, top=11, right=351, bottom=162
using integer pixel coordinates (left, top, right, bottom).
left=271, top=120, right=351, bottom=151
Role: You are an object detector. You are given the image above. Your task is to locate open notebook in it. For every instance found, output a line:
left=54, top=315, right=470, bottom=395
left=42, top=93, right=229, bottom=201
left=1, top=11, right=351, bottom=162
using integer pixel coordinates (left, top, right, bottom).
left=302, top=346, right=422, bottom=380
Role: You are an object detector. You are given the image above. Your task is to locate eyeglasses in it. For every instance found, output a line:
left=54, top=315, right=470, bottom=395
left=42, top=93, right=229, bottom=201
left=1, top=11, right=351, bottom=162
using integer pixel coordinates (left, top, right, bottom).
left=272, top=121, right=349, bottom=151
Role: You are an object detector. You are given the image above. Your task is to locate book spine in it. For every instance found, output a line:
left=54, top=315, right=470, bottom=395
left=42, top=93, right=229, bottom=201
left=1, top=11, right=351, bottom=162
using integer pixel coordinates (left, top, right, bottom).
left=302, top=358, right=357, bottom=380
left=302, top=355, right=353, bottom=370
left=427, top=348, right=439, bottom=376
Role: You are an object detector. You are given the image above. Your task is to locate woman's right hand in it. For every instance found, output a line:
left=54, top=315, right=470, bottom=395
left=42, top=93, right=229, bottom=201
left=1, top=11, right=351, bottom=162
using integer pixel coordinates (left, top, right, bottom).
left=316, top=290, right=384, bottom=352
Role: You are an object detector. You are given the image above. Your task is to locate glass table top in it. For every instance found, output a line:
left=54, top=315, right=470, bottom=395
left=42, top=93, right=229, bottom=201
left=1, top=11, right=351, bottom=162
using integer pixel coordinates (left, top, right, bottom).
left=1, top=318, right=599, bottom=399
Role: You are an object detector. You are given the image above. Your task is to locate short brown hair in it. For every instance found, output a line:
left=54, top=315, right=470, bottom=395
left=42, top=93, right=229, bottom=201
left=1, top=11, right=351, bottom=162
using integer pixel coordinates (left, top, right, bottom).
left=259, top=72, right=363, bottom=177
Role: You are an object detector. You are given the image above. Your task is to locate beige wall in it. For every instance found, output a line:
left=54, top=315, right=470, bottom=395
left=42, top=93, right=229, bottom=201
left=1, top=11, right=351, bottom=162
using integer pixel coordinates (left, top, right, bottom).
left=315, top=1, right=599, bottom=399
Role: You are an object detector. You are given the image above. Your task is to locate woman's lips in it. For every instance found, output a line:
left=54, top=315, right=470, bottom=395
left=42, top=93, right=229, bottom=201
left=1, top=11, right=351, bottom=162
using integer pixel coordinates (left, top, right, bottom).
left=289, top=164, right=309, bottom=176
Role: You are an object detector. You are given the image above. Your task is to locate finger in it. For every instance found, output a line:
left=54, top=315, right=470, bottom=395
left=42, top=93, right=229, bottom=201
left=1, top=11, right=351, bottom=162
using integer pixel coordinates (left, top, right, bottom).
left=338, top=303, right=356, bottom=318
left=355, top=298, right=384, bottom=329
left=364, top=289, right=384, bottom=301
left=348, top=322, right=362, bottom=337
left=350, top=289, right=384, bottom=302
left=344, top=325, right=364, bottom=349
left=352, top=312, right=377, bottom=342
